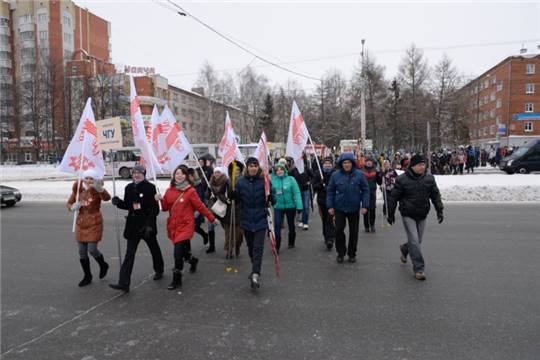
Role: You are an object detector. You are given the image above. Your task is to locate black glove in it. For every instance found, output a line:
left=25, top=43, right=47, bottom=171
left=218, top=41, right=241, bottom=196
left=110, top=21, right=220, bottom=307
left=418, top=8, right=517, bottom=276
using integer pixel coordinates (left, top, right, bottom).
left=437, top=212, right=444, bottom=224
left=143, top=226, right=154, bottom=239
left=229, top=191, right=237, bottom=201
left=387, top=214, right=395, bottom=225
left=111, top=196, right=120, bottom=206
left=297, top=210, right=302, bottom=215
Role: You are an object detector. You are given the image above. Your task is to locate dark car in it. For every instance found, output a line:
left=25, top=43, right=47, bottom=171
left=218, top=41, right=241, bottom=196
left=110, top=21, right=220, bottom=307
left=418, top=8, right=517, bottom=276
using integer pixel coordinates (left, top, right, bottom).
left=499, top=139, right=540, bottom=174
left=1, top=185, right=22, bottom=207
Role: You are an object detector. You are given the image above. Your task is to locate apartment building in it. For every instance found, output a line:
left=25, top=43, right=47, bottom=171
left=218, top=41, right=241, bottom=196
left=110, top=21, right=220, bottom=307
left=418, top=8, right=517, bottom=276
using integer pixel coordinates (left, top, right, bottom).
left=461, top=47, right=540, bottom=148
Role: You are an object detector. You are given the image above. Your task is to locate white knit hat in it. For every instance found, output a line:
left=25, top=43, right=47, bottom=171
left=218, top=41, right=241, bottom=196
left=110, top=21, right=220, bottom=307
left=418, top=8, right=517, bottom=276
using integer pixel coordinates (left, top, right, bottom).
left=82, top=169, right=99, bottom=179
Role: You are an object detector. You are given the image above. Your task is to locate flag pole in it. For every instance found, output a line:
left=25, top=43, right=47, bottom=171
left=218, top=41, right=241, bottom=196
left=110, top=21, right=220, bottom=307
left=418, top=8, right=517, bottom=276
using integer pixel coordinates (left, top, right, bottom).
left=110, top=150, right=122, bottom=267
left=307, top=132, right=324, bottom=180
left=72, top=133, right=88, bottom=233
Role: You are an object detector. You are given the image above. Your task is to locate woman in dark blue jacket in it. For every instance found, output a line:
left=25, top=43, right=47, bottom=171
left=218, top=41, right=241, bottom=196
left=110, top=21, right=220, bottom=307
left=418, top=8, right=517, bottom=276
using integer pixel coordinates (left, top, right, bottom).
left=234, top=157, right=271, bottom=289
left=326, top=153, right=370, bottom=264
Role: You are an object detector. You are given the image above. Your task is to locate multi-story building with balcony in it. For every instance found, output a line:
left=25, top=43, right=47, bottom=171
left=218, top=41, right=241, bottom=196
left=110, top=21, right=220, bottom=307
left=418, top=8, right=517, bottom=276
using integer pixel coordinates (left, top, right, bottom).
left=461, top=47, right=540, bottom=149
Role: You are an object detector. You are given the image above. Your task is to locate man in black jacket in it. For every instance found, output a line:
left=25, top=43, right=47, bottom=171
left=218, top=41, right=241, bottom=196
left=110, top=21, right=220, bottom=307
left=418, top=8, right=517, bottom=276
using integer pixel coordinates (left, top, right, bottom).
left=109, top=165, right=165, bottom=292
left=387, top=155, right=444, bottom=281
left=312, top=157, right=335, bottom=250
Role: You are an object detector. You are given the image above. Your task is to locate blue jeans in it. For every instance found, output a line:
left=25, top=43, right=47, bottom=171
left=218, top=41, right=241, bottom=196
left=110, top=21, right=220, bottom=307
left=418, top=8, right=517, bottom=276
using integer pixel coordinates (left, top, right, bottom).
left=274, top=208, right=296, bottom=250
left=301, top=190, right=310, bottom=224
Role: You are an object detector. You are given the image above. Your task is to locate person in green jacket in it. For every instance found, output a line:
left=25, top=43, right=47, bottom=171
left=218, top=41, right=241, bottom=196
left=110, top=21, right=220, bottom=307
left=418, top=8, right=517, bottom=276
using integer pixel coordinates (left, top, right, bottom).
left=271, top=163, right=303, bottom=251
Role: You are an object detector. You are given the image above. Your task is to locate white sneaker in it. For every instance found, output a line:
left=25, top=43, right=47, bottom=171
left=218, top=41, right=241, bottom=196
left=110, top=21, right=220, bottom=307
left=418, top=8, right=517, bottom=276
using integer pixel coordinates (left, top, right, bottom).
left=250, top=273, right=260, bottom=289
left=298, top=222, right=304, bottom=228
left=303, top=224, right=309, bottom=230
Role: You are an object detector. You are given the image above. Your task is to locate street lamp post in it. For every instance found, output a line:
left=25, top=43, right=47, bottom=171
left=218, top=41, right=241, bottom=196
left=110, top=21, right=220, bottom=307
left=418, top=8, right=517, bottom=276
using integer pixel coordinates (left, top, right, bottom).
left=360, top=39, right=366, bottom=151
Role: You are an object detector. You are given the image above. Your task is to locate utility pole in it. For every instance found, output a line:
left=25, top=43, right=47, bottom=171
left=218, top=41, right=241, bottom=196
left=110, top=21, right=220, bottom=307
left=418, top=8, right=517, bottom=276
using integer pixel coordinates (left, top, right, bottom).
left=360, top=39, right=366, bottom=151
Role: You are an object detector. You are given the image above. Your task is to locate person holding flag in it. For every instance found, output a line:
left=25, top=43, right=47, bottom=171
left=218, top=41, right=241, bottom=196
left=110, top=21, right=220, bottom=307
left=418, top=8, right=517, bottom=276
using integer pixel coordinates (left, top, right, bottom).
left=59, top=98, right=110, bottom=287
left=109, top=166, right=165, bottom=292
left=312, top=157, right=336, bottom=250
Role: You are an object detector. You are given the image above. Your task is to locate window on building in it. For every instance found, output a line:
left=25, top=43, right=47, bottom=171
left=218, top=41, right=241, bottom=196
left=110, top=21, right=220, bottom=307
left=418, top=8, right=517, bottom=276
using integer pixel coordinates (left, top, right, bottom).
left=19, top=14, right=32, bottom=25
left=496, top=82, right=503, bottom=92
left=0, top=17, right=8, bottom=27
left=496, top=116, right=501, bottom=124
left=63, top=15, right=71, bottom=26
left=525, top=83, right=535, bottom=94
left=490, top=92, right=496, bottom=101
left=484, top=80, right=489, bottom=89
left=491, top=76, right=497, bottom=84
left=64, top=50, right=72, bottom=60
left=38, top=13, right=47, bottom=22
left=490, top=125, right=495, bottom=135
left=525, top=103, right=534, bottom=112
left=490, top=109, right=496, bottom=118
left=39, top=31, right=47, bottom=41
left=526, top=64, right=535, bottom=74
left=524, top=122, right=533, bottom=132
left=24, top=152, right=32, bottom=162
left=20, top=31, right=33, bottom=40
left=63, top=33, right=72, bottom=43
left=496, top=99, right=502, bottom=108
left=0, top=51, right=8, bottom=59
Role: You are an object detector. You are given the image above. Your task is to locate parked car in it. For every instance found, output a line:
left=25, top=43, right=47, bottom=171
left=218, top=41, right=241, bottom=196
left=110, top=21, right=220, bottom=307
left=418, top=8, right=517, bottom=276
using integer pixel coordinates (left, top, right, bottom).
left=1, top=185, right=22, bottom=207
left=499, top=139, right=540, bottom=174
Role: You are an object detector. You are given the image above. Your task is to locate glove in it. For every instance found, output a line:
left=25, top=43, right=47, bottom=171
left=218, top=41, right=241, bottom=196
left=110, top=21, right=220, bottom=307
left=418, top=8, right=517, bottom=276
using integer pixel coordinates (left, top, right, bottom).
left=437, top=212, right=444, bottom=224
left=70, top=202, right=80, bottom=212
left=92, top=179, right=104, bottom=192
left=143, top=226, right=154, bottom=239
left=297, top=210, right=302, bottom=215
left=229, top=191, right=237, bottom=201
left=387, top=214, right=395, bottom=225
left=111, top=196, right=120, bottom=206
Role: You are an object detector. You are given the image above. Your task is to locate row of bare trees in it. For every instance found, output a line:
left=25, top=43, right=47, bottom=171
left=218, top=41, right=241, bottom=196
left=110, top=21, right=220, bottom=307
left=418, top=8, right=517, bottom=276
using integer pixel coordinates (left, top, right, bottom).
left=195, top=44, right=470, bottom=151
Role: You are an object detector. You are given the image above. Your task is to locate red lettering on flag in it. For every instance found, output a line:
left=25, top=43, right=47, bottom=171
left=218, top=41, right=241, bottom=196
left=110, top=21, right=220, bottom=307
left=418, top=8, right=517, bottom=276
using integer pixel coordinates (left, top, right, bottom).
left=292, top=114, right=305, bottom=145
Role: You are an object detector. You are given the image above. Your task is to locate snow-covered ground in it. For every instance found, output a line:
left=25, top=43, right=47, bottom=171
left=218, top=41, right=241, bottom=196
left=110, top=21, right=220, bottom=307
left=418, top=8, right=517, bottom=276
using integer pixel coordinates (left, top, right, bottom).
left=1, top=164, right=539, bottom=203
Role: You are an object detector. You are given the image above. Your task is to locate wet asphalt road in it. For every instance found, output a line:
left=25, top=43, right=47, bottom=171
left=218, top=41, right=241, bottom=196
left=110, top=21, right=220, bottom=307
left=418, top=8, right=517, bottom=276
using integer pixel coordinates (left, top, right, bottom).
left=1, top=202, right=540, bottom=360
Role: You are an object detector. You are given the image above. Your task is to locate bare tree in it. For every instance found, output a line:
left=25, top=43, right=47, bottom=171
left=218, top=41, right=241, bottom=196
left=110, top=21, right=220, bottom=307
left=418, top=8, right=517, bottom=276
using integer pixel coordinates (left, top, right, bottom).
left=237, top=66, right=270, bottom=141
left=398, top=44, right=430, bottom=150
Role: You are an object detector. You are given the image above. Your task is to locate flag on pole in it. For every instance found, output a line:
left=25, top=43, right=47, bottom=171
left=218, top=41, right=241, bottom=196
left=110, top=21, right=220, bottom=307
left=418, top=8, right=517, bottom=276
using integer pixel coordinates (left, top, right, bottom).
left=218, top=111, right=244, bottom=167
left=285, top=100, right=309, bottom=173
left=59, top=98, right=105, bottom=178
left=254, top=131, right=271, bottom=197
left=129, top=75, right=162, bottom=179
left=154, top=105, right=193, bottom=172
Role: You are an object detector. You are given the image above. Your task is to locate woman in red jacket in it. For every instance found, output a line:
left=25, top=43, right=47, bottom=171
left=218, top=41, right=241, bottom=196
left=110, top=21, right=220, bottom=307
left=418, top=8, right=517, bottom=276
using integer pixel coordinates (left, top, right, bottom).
left=157, top=165, right=217, bottom=290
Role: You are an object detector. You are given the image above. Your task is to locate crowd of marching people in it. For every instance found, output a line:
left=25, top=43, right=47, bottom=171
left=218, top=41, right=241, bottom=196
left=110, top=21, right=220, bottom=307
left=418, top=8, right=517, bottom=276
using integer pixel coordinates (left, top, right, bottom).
left=67, top=149, right=446, bottom=292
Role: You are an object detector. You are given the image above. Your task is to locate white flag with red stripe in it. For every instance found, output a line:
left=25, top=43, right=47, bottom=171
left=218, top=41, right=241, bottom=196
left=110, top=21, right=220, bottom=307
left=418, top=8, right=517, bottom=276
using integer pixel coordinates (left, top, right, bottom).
left=154, top=105, right=193, bottom=172
left=254, top=131, right=271, bottom=197
left=149, top=104, right=160, bottom=146
left=130, top=75, right=162, bottom=179
left=285, top=100, right=309, bottom=173
left=59, top=98, right=105, bottom=178
left=218, top=111, right=244, bottom=167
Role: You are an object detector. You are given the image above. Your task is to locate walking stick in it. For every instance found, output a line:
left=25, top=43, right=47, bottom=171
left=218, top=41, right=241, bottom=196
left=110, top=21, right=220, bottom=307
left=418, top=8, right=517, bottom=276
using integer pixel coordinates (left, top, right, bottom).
left=266, top=205, right=281, bottom=278
left=110, top=150, right=122, bottom=267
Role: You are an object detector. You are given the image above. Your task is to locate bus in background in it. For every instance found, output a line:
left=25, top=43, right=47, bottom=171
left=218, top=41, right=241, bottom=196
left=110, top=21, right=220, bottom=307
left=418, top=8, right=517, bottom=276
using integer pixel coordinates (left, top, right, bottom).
left=104, top=147, right=141, bottom=179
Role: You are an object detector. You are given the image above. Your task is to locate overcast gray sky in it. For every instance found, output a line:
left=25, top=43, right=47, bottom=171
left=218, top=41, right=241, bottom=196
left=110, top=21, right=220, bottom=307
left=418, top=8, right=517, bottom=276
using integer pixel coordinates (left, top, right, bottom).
left=78, top=1, right=540, bottom=92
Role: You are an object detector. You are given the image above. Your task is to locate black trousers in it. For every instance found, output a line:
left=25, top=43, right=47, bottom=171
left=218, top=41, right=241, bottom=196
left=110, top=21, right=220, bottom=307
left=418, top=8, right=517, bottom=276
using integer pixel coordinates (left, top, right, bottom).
left=319, top=204, right=335, bottom=243
left=173, top=240, right=192, bottom=271
left=363, top=194, right=376, bottom=229
left=334, top=210, right=360, bottom=258
left=244, top=229, right=266, bottom=275
left=118, top=235, right=164, bottom=287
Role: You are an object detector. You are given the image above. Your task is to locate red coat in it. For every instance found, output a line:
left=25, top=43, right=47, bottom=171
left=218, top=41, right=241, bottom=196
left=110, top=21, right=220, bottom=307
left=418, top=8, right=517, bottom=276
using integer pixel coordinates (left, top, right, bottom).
left=160, top=185, right=216, bottom=244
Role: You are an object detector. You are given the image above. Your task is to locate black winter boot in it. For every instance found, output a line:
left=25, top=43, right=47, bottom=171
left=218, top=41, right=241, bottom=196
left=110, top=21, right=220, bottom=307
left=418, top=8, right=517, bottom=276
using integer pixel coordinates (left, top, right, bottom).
left=206, top=231, right=216, bottom=253
left=78, top=258, right=92, bottom=287
left=189, top=257, right=199, bottom=273
left=167, top=270, right=182, bottom=290
left=94, top=255, right=109, bottom=279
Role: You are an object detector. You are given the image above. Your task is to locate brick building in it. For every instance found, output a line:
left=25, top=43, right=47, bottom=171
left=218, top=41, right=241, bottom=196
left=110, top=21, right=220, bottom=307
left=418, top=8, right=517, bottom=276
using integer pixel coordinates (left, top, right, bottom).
left=462, top=48, right=540, bottom=149
left=0, top=0, right=111, bottom=163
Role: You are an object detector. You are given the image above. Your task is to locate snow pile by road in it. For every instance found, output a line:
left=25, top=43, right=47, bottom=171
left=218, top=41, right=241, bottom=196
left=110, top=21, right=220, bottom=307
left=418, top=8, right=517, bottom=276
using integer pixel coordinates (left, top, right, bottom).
left=1, top=165, right=539, bottom=202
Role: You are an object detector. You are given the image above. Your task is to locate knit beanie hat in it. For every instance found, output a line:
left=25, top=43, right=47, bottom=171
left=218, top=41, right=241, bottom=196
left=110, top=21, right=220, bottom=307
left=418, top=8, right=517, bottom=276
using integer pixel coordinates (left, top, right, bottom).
left=410, top=154, right=426, bottom=167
